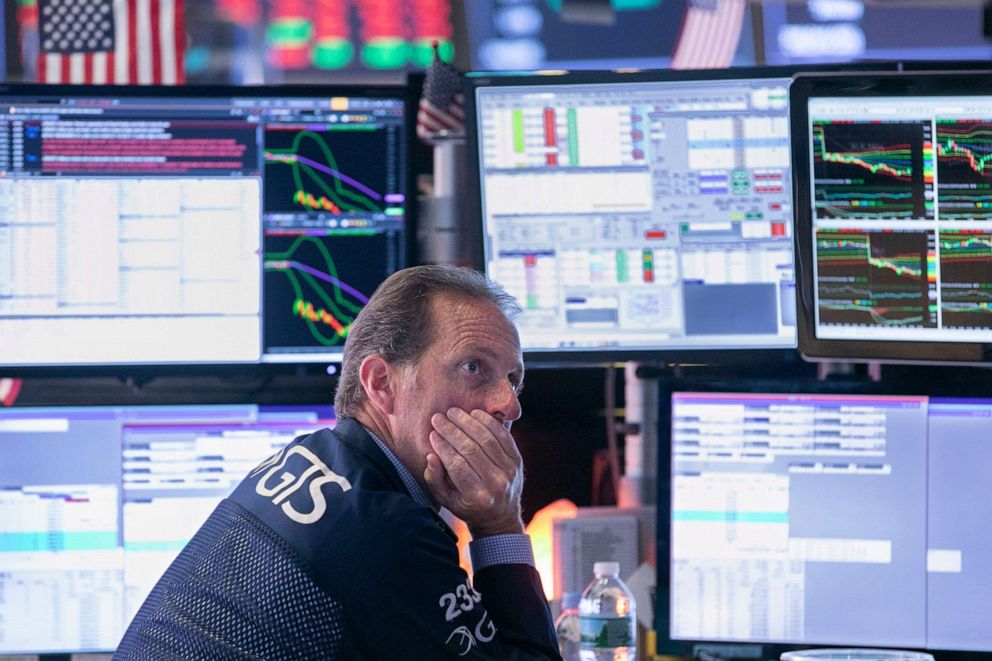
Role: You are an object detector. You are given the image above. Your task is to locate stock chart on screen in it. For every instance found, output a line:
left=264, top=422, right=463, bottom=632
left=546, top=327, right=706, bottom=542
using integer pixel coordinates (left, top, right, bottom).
left=0, top=86, right=407, bottom=368
left=806, top=93, right=992, bottom=346
left=260, top=110, right=405, bottom=362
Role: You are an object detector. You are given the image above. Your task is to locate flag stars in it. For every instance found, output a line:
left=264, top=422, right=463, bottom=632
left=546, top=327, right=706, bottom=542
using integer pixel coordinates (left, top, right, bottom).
left=38, top=0, right=116, bottom=54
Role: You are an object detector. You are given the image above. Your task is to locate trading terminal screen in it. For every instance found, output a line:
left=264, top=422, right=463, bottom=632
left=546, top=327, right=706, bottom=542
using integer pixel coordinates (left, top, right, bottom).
left=805, top=94, right=992, bottom=345
left=0, top=404, right=333, bottom=654
left=666, top=392, right=992, bottom=652
left=473, top=76, right=797, bottom=356
left=0, top=87, right=407, bottom=367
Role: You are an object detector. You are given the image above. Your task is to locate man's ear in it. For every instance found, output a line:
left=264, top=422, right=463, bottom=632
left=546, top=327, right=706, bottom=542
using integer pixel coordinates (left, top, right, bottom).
left=358, top=354, right=397, bottom=415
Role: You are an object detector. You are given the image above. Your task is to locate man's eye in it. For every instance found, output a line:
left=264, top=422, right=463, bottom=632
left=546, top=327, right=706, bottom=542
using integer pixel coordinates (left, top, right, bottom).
left=462, top=361, right=480, bottom=374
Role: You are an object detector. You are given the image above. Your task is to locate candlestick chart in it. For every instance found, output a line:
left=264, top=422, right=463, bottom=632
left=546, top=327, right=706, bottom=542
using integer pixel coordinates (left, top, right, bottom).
left=812, top=120, right=933, bottom=220
left=938, top=230, right=992, bottom=329
left=263, top=231, right=389, bottom=353
left=936, top=120, right=992, bottom=220
left=816, top=229, right=937, bottom=328
left=264, top=126, right=388, bottom=215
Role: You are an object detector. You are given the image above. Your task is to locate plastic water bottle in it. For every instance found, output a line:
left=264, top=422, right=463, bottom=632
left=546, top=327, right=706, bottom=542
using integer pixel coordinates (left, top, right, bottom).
left=555, top=591, right=581, bottom=659
left=578, top=561, right=636, bottom=661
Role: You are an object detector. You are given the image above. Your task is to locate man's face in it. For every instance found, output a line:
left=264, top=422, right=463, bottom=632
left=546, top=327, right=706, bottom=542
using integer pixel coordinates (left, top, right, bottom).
left=388, top=293, right=525, bottom=487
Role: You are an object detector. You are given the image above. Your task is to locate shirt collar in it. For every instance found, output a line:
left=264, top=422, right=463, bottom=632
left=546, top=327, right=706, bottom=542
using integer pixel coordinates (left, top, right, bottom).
left=362, top=425, right=437, bottom=512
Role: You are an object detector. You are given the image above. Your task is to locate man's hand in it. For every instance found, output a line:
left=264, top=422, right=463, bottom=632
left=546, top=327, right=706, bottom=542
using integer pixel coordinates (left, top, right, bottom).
left=424, top=407, right=524, bottom=538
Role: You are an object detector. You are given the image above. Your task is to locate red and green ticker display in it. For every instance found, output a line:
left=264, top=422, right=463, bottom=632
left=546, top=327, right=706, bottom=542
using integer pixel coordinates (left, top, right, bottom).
left=266, top=0, right=453, bottom=70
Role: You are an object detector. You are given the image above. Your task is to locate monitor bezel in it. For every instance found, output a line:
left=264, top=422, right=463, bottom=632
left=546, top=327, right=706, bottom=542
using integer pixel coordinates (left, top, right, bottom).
left=790, top=70, right=992, bottom=365
left=0, top=81, right=416, bottom=376
left=464, top=65, right=896, bottom=367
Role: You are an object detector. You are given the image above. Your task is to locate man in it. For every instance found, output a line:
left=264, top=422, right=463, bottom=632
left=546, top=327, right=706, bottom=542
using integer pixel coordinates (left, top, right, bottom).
left=115, top=265, right=561, bottom=659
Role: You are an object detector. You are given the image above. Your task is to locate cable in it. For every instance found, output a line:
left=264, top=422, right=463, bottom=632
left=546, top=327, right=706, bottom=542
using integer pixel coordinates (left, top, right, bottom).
left=604, top=365, right=622, bottom=504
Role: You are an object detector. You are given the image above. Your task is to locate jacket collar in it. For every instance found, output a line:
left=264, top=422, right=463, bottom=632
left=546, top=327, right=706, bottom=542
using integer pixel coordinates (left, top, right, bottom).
left=332, top=417, right=455, bottom=540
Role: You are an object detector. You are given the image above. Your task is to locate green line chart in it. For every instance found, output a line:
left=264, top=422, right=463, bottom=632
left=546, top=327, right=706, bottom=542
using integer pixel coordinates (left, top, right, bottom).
left=936, top=120, right=992, bottom=220
left=264, top=127, right=386, bottom=215
left=263, top=232, right=386, bottom=351
left=815, top=229, right=937, bottom=328
left=812, top=120, right=934, bottom=220
left=938, top=230, right=992, bottom=328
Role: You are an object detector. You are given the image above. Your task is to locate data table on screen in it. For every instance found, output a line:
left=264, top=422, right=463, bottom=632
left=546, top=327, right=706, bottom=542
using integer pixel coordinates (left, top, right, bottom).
left=0, top=404, right=332, bottom=654
left=665, top=392, right=992, bottom=653
left=0, top=87, right=409, bottom=368
left=473, top=75, right=797, bottom=356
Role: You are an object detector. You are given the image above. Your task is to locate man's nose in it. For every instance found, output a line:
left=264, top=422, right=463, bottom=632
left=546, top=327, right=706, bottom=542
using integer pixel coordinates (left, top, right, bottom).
left=490, top=381, right=522, bottom=425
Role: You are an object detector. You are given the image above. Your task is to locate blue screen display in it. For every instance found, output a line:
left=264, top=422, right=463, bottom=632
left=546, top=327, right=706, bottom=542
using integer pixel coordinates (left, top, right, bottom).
left=0, top=403, right=333, bottom=654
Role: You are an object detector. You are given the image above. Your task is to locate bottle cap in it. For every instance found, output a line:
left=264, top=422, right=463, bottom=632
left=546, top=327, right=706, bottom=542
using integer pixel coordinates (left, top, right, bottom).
left=593, top=561, right=620, bottom=577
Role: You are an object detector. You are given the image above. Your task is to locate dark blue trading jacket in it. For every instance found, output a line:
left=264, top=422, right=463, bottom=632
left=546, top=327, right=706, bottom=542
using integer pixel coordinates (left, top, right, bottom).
left=114, top=417, right=561, bottom=660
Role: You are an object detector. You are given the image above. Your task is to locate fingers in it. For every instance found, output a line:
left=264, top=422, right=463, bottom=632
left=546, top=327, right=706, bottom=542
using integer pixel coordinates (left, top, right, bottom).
left=423, top=452, right=455, bottom=504
left=432, top=408, right=518, bottom=472
left=468, top=409, right=522, bottom=466
left=426, top=407, right=524, bottom=530
left=428, top=427, right=484, bottom=498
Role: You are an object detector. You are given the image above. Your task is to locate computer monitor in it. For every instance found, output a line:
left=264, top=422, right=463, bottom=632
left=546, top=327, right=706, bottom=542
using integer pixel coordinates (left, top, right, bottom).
left=467, top=68, right=808, bottom=362
left=0, top=403, right=333, bottom=654
left=0, top=83, right=410, bottom=370
left=760, top=1, right=992, bottom=66
left=791, top=71, right=992, bottom=363
left=459, top=3, right=752, bottom=71
left=659, top=391, right=992, bottom=656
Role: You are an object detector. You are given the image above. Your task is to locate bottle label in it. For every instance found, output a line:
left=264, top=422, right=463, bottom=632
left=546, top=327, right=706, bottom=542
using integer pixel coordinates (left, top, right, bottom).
left=579, top=615, right=634, bottom=648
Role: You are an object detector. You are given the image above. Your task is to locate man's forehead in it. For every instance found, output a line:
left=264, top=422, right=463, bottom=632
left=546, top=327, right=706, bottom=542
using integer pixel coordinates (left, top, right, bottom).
left=429, top=293, right=511, bottom=327
left=429, top=294, right=522, bottom=362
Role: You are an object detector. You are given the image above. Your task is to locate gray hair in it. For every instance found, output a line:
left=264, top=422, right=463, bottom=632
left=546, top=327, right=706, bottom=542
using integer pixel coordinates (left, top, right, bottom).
left=333, top=264, right=521, bottom=418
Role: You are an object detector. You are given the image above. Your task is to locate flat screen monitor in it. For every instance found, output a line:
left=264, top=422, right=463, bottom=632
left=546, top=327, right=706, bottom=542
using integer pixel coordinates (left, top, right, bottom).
left=761, top=1, right=992, bottom=66
left=660, top=391, right=992, bottom=655
left=459, top=2, right=755, bottom=71
left=0, top=83, right=409, bottom=370
left=791, top=72, right=992, bottom=363
left=0, top=403, right=334, bottom=654
left=467, top=68, right=804, bottom=362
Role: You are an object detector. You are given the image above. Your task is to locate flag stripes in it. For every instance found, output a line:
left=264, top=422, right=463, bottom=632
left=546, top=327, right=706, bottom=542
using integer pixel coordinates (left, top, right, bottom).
left=38, top=0, right=184, bottom=84
left=671, top=0, right=747, bottom=70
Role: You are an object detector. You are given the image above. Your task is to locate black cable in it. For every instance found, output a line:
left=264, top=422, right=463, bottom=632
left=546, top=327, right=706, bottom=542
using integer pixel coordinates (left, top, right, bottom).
left=604, top=365, right=622, bottom=504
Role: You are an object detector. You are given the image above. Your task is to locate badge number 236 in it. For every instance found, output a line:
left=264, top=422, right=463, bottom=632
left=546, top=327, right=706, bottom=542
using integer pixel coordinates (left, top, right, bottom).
left=439, top=580, right=482, bottom=621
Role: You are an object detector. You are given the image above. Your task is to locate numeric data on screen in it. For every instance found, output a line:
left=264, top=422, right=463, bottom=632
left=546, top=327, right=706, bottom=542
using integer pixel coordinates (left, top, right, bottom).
left=0, top=91, right=407, bottom=367
left=475, top=78, right=798, bottom=353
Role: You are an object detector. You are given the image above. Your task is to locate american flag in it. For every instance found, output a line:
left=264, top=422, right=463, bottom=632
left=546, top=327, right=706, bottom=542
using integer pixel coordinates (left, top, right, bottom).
left=416, top=41, right=464, bottom=143
left=670, top=0, right=747, bottom=70
left=37, top=0, right=185, bottom=84
left=0, top=379, right=22, bottom=407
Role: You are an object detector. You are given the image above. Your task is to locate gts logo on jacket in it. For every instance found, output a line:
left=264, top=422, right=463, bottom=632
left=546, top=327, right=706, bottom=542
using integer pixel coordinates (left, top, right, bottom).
left=250, top=445, right=352, bottom=524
